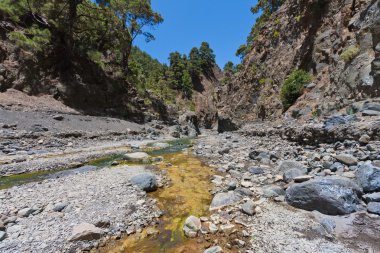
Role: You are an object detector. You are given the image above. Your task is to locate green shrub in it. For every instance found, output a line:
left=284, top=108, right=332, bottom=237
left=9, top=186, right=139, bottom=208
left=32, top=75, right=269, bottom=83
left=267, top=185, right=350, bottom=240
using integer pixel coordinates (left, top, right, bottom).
left=8, top=26, right=51, bottom=52
left=340, top=46, right=360, bottom=62
left=87, top=50, right=105, bottom=69
left=280, top=69, right=312, bottom=111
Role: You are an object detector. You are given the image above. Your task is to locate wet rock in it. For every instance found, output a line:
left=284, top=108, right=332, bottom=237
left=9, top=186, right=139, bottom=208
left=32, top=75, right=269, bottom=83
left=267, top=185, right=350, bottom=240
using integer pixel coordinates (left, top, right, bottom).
left=335, top=154, right=358, bottom=166
left=68, top=223, right=104, bottom=241
left=356, top=164, right=380, bottom=193
left=217, top=115, right=240, bottom=133
left=208, top=223, right=218, bottom=234
left=183, top=216, right=201, bottom=238
left=262, top=185, right=285, bottom=198
left=367, top=202, right=380, bottom=215
left=204, top=246, right=223, bottom=253
left=285, top=177, right=362, bottom=215
left=123, top=152, right=151, bottom=163
left=241, top=200, right=256, bottom=216
left=209, top=191, right=242, bottom=211
left=152, top=142, right=170, bottom=149
left=130, top=173, right=158, bottom=192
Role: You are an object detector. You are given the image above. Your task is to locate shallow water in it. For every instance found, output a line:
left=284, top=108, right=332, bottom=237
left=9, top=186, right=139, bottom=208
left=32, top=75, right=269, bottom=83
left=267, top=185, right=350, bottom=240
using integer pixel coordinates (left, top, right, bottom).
left=104, top=150, right=214, bottom=253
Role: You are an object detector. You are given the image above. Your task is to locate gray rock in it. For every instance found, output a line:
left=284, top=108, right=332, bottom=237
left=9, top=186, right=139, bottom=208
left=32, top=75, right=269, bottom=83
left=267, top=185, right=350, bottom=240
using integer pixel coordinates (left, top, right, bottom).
left=183, top=216, right=201, bottom=238
left=123, top=152, right=151, bottom=163
left=209, top=191, right=242, bottom=211
left=362, top=110, right=380, bottom=116
left=283, top=168, right=308, bottom=183
left=367, top=202, right=380, bottom=215
left=262, top=185, right=285, bottom=198
left=359, top=134, right=371, bottom=145
left=241, top=200, right=256, bottom=216
left=227, top=180, right=237, bottom=190
left=0, top=231, right=5, bottom=241
left=68, top=223, right=104, bottom=241
left=363, top=192, right=380, bottom=203
left=18, top=208, right=34, bottom=218
left=285, top=177, right=362, bottom=215
left=130, top=173, right=158, bottom=192
left=53, top=203, right=68, bottom=212
left=217, top=115, right=240, bottom=133
left=0, top=221, right=4, bottom=230
left=248, top=167, right=265, bottom=175
left=52, top=115, right=64, bottom=121
left=278, top=160, right=306, bottom=173
left=152, top=142, right=170, bottom=149
left=355, top=164, right=380, bottom=193
left=320, top=218, right=336, bottom=234
left=204, top=246, right=223, bottom=253
left=335, top=154, right=358, bottom=166
left=234, top=187, right=254, bottom=197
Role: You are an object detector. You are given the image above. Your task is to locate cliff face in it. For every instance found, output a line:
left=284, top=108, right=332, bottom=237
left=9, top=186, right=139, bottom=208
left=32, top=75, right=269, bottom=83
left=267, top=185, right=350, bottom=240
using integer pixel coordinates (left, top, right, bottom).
left=220, top=0, right=380, bottom=121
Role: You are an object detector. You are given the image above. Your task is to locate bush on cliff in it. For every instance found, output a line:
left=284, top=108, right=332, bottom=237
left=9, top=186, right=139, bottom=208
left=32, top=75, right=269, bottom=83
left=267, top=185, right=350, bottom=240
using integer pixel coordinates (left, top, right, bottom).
left=280, top=69, right=312, bottom=111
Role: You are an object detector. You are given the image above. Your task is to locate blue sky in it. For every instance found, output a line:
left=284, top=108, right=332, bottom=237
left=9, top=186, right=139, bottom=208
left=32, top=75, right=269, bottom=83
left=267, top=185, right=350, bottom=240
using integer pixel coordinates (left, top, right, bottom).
left=135, top=1, right=259, bottom=68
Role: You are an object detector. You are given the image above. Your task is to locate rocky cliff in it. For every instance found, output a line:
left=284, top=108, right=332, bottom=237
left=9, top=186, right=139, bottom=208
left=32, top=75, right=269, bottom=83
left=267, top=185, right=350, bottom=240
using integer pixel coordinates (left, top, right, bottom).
left=220, top=0, right=380, bottom=121
left=0, top=20, right=220, bottom=126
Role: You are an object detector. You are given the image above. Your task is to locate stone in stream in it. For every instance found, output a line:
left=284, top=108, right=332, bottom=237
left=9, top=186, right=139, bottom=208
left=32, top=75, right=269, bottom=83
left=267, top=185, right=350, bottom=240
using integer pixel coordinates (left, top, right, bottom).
left=355, top=164, right=380, bottom=193
left=130, top=173, right=158, bottom=192
left=183, top=216, right=201, bottom=238
left=335, top=154, right=358, bottom=166
left=285, top=177, right=362, bottom=215
left=68, top=223, right=104, bottom=241
left=209, top=191, right=242, bottom=211
left=152, top=142, right=170, bottom=149
left=367, top=202, right=380, bottom=215
left=204, top=246, right=223, bottom=253
left=123, top=152, right=151, bottom=163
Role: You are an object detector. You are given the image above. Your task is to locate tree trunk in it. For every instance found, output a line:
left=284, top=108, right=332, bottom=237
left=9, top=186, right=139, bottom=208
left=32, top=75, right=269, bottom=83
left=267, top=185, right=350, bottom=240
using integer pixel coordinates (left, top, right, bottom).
left=65, top=0, right=81, bottom=65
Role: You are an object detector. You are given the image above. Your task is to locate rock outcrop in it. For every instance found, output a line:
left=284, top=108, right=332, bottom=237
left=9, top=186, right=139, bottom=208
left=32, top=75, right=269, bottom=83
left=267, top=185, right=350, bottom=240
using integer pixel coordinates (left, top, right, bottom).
left=219, top=0, right=380, bottom=121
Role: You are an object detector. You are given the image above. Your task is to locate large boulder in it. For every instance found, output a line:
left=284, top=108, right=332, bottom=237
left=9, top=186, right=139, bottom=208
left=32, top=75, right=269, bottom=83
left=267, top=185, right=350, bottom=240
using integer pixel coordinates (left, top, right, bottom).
left=217, top=114, right=240, bottom=133
left=285, top=177, right=362, bottom=215
left=209, top=191, right=242, bottom=211
left=68, top=223, right=104, bottom=241
left=355, top=164, right=380, bottom=193
left=130, top=173, right=158, bottom=192
left=179, top=111, right=200, bottom=136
